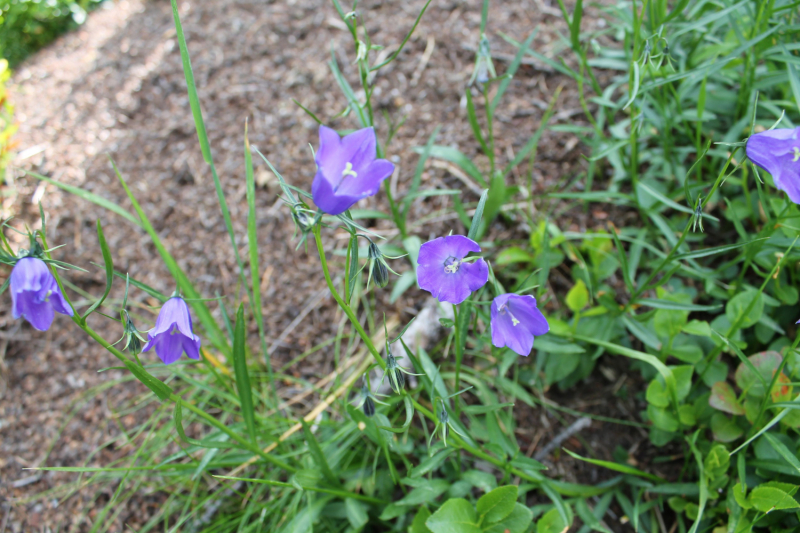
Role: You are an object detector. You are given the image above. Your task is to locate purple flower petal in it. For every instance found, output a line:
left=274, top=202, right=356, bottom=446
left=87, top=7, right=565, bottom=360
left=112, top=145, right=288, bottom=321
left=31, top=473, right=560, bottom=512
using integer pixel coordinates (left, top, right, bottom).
left=9, top=256, right=73, bottom=331
left=417, top=235, right=488, bottom=304
left=746, top=127, right=800, bottom=204
left=154, top=329, right=185, bottom=365
left=491, top=304, right=534, bottom=355
left=142, top=296, right=202, bottom=365
left=312, top=126, right=394, bottom=215
left=490, top=293, right=549, bottom=356
left=15, top=291, right=55, bottom=331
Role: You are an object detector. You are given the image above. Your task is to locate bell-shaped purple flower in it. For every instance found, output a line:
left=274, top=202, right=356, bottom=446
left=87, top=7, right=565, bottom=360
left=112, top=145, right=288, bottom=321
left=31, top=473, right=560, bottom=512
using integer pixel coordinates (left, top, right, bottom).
left=746, top=126, right=800, bottom=204
left=311, top=125, right=395, bottom=215
left=491, top=293, right=549, bottom=356
left=417, top=235, right=488, bottom=305
left=142, top=297, right=201, bottom=365
left=10, top=257, right=73, bottom=331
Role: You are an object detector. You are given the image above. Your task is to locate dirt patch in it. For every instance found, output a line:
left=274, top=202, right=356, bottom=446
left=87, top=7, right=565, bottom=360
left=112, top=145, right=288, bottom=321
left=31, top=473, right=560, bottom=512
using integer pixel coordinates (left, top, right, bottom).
left=0, top=0, right=622, bottom=529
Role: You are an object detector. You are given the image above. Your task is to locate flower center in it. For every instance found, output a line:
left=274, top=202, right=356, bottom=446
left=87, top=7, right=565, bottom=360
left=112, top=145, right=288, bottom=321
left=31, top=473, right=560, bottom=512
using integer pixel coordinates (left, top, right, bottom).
left=170, top=324, right=179, bottom=335
left=498, top=303, right=520, bottom=326
left=333, top=162, right=358, bottom=192
left=443, top=256, right=462, bottom=274
left=342, top=162, right=358, bottom=180
left=793, top=147, right=800, bottom=163
left=44, top=290, right=52, bottom=303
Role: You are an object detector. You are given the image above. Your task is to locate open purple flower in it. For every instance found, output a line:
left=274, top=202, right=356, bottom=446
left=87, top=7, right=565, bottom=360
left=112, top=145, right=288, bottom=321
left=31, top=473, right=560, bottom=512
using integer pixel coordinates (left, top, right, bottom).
left=10, top=257, right=73, bottom=331
left=417, top=235, right=488, bottom=305
left=142, top=297, right=201, bottom=365
left=311, top=125, right=395, bottom=215
left=746, top=127, right=800, bottom=204
left=491, top=293, right=549, bottom=356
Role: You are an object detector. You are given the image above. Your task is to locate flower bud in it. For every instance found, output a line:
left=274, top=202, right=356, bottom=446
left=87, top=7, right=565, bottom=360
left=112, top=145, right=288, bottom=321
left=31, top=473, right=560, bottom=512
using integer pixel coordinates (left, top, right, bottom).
left=122, top=310, right=146, bottom=357
left=368, top=242, right=389, bottom=288
left=292, top=206, right=314, bottom=234
left=386, top=353, right=405, bottom=393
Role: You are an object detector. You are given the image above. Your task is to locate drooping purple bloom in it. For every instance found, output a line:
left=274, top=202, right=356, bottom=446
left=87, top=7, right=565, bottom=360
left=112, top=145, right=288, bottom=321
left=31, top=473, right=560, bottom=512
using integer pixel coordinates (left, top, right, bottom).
left=417, top=235, right=488, bottom=305
left=491, top=293, right=549, bottom=356
left=10, top=257, right=74, bottom=331
left=142, top=297, right=201, bottom=365
left=311, top=125, right=395, bottom=215
left=746, top=127, right=800, bottom=204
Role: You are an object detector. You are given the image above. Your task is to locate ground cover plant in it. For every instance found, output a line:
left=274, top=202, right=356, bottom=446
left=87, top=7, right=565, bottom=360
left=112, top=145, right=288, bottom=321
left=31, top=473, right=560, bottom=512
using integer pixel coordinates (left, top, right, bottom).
left=4, top=0, right=800, bottom=531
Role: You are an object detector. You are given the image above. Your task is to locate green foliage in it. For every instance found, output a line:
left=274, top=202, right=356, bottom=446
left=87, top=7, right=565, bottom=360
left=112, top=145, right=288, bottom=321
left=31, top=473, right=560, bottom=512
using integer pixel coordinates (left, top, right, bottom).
left=0, top=0, right=103, bottom=67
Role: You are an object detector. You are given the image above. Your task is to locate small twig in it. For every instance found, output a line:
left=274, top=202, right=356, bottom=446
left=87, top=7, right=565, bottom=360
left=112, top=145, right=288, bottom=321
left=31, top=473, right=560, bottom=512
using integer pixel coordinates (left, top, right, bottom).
left=534, top=417, right=591, bottom=461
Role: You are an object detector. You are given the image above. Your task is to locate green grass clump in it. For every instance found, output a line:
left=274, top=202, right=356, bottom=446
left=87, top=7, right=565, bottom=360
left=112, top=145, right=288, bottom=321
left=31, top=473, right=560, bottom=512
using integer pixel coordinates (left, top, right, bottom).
left=13, top=0, right=800, bottom=532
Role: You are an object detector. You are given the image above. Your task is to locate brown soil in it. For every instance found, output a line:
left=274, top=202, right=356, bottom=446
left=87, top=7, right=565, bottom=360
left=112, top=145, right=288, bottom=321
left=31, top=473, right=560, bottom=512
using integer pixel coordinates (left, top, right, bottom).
left=0, top=0, right=643, bottom=531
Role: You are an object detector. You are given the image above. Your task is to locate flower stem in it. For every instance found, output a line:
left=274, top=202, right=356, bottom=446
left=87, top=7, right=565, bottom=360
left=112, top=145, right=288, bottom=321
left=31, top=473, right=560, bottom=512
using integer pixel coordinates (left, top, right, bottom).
left=312, top=225, right=387, bottom=370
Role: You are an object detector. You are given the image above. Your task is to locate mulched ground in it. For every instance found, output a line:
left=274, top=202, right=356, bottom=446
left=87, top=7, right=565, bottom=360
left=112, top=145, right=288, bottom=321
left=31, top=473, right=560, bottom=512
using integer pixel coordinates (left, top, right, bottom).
left=0, top=0, right=647, bottom=530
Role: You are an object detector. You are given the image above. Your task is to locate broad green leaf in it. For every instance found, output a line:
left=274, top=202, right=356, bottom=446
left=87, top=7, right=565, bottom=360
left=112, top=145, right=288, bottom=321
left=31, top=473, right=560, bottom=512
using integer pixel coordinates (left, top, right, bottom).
left=484, top=503, right=533, bottom=533
left=654, top=308, right=688, bottom=338
left=683, top=320, right=712, bottom=337
left=709, top=382, right=745, bottom=415
left=733, top=482, right=751, bottom=509
left=477, top=485, right=517, bottom=524
left=710, top=413, right=743, bottom=443
left=411, top=507, right=433, bottom=533
left=496, top=246, right=534, bottom=265
left=565, top=279, right=589, bottom=312
left=646, top=379, right=670, bottom=408
left=345, top=499, right=368, bottom=529
left=648, top=404, right=679, bottom=432
left=735, top=351, right=782, bottom=397
left=748, top=486, right=800, bottom=513
left=726, top=290, right=764, bottom=329
left=536, top=508, right=569, bottom=533
left=426, top=498, right=480, bottom=533
left=462, top=470, right=497, bottom=493
left=703, top=444, right=730, bottom=479
left=671, top=365, right=694, bottom=401
left=397, top=480, right=450, bottom=506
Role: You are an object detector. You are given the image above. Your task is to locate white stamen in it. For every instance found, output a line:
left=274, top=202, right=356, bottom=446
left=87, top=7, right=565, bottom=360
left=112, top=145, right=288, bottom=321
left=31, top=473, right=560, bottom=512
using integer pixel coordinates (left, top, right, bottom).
left=342, top=162, right=358, bottom=179
left=793, top=147, right=800, bottom=162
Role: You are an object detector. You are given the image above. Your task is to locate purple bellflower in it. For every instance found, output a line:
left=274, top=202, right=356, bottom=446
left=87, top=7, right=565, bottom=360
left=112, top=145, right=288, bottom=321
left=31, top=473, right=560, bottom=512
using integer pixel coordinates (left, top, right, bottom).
left=746, top=127, right=800, bottom=204
left=491, top=293, right=549, bottom=356
left=142, top=297, right=201, bottom=365
left=311, top=125, right=395, bottom=215
left=417, top=235, right=489, bottom=305
left=10, top=256, right=74, bottom=331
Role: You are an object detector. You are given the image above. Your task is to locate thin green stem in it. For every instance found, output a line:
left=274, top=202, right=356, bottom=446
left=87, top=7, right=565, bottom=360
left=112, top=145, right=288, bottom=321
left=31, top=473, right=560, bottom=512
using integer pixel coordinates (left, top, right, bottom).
left=312, top=225, right=387, bottom=370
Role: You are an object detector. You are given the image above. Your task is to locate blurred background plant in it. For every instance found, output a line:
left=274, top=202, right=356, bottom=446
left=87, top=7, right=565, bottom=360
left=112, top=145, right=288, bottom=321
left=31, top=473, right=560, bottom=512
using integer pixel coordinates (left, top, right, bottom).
left=0, top=0, right=104, bottom=67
